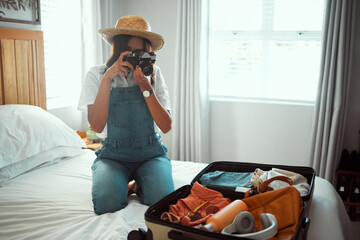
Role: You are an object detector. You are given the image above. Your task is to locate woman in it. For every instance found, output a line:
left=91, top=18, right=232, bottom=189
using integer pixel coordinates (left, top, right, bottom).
left=78, top=15, right=175, bottom=214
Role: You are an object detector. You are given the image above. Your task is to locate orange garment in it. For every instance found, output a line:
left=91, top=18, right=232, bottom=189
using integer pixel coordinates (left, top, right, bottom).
left=169, top=181, right=231, bottom=226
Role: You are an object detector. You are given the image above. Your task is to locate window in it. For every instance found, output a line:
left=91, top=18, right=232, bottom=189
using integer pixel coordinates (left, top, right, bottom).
left=208, top=0, right=325, bottom=102
left=40, top=0, right=82, bottom=109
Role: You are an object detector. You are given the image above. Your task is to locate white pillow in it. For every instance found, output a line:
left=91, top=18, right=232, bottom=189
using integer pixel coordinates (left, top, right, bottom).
left=0, top=105, right=86, bottom=169
left=0, top=146, right=83, bottom=186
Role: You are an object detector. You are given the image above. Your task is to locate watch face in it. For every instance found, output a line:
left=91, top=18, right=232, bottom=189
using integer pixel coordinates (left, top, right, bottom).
left=143, top=90, right=150, bottom=97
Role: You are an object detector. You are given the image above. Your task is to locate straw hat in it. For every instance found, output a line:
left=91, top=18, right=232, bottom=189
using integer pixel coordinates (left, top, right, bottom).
left=98, top=15, right=165, bottom=52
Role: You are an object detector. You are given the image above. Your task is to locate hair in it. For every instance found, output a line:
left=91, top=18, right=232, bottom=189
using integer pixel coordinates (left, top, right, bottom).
left=105, top=34, right=155, bottom=85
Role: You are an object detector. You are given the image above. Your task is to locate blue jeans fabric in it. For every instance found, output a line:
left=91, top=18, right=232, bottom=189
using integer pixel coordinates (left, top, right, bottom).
left=199, top=171, right=253, bottom=188
left=91, top=86, right=174, bottom=215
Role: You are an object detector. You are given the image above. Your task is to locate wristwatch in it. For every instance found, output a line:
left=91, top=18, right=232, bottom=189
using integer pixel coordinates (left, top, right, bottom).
left=143, top=89, right=153, bottom=98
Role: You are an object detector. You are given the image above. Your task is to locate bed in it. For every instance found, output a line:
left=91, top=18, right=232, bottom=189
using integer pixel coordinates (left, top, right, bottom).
left=0, top=27, right=356, bottom=240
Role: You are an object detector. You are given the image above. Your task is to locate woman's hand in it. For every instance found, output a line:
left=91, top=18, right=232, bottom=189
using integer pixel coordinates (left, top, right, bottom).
left=133, top=66, right=152, bottom=90
left=104, top=51, right=134, bottom=80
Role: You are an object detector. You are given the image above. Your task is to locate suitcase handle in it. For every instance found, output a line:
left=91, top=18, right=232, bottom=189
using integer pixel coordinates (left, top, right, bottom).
left=127, top=228, right=148, bottom=240
left=168, top=230, right=199, bottom=240
left=245, top=176, right=293, bottom=198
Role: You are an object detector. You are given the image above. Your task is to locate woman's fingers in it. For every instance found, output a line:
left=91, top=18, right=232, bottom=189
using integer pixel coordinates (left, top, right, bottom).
left=134, top=66, right=151, bottom=88
left=119, top=50, right=132, bottom=61
left=133, top=66, right=140, bottom=78
left=107, top=51, right=133, bottom=77
left=118, top=50, right=135, bottom=72
left=134, top=66, right=145, bottom=80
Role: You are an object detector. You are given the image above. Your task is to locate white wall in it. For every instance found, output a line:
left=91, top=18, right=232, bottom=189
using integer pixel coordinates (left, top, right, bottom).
left=211, top=100, right=314, bottom=166
left=48, top=106, right=86, bottom=131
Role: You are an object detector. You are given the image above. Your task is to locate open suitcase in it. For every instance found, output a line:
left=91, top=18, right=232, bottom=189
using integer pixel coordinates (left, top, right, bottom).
left=131, top=161, right=315, bottom=240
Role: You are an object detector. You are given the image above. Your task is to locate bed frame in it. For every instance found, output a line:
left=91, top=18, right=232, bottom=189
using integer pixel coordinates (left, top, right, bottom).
left=0, top=27, right=46, bottom=110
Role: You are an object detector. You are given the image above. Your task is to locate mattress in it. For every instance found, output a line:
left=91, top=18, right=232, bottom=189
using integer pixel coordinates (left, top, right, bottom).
left=0, top=149, right=355, bottom=240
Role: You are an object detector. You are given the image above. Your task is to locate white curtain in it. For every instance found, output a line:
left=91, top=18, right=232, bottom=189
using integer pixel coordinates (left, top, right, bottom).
left=80, top=0, right=103, bottom=82
left=40, top=0, right=102, bottom=111
left=78, top=0, right=103, bottom=128
left=310, top=0, right=357, bottom=184
left=170, top=0, right=210, bottom=163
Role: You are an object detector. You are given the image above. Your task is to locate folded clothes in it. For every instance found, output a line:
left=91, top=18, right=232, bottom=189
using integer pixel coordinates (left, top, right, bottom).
left=167, top=181, right=231, bottom=226
left=272, top=168, right=308, bottom=184
left=251, top=168, right=310, bottom=196
left=199, top=171, right=253, bottom=188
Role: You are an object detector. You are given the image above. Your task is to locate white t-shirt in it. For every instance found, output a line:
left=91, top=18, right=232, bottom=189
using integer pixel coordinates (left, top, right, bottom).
left=78, top=64, right=171, bottom=138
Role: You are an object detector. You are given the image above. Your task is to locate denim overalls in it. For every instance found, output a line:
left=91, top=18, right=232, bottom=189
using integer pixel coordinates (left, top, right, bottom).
left=91, top=86, right=174, bottom=215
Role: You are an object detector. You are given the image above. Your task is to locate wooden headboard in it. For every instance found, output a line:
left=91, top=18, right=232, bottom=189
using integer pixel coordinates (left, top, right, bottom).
left=0, top=27, right=46, bottom=110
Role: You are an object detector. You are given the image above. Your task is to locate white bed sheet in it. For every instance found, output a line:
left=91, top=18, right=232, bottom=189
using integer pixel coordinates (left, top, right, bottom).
left=0, top=149, right=355, bottom=240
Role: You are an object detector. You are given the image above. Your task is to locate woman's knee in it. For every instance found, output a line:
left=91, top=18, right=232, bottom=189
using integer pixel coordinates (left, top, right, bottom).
left=91, top=158, right=129, bottom=214
left=137, top=158, right=175, bottom=206
left=92, top=190, right=127, bottom=215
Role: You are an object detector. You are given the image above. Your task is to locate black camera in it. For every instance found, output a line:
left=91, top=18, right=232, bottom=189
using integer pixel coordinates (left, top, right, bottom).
left=123, top=52, right=156, bottom=76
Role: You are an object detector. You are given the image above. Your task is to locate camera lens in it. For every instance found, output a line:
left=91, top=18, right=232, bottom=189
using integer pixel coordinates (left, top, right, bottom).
left=139, top=62, right=153, bottom=76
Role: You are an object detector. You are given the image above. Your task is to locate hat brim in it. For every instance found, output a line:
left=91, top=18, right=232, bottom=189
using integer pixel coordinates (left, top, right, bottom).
left=98, top=28, right=165, bottom=52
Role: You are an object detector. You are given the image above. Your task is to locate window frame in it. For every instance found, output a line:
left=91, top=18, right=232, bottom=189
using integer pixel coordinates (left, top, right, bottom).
left=208, top=0, right=324, bottom=103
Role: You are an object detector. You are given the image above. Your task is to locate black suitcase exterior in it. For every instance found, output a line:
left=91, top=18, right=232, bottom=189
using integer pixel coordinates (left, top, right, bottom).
left=143, top=161, right=315, bottom=240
